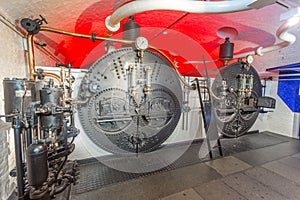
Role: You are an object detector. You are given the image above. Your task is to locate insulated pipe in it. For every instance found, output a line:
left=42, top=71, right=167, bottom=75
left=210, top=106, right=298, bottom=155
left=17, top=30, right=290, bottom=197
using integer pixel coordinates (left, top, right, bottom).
left=233, top=15, right=300, bottom=58
left=106, top=0, right=299, bottom=60
left=106, top=0, right=257, bottom=31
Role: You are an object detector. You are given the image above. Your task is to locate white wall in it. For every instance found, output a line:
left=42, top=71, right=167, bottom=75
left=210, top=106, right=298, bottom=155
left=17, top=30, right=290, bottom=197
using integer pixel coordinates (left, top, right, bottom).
left=0, top=19, right=27, bottom=199
left=0, top=14, right=54, bottom=199
left=0, top=15, right=298, bottom=168
left=251, top=80, right=299, bottom=138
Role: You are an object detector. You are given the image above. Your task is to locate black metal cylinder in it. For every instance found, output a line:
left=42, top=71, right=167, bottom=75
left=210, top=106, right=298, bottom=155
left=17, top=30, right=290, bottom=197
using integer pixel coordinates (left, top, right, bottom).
left=219, top=37, right=234, bottom=60
left=39, top=87, right=63, bottom=131
left=3, top=78, right=38, bottom=122
left=26, top=143, right=48, bottom=188
left=123, top=16, right=140, bottom=47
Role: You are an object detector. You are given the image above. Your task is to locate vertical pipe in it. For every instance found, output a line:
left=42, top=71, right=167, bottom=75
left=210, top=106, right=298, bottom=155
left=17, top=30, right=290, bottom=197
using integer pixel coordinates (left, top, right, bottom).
left=13, top=116, right=25, bottom=200
left=27, top=34, right=36, bottom=80
left=27, top=126, right=32, bottom=147
left=63, top=119, right=68, bottom=149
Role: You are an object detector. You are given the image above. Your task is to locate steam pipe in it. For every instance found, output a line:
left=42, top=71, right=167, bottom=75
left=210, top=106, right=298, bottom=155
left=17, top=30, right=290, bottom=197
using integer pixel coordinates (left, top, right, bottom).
left=106, top=0, right=258, bottom=31
left=42, top=72, right=62, bottom=85
left=27, top=34, right=63, bottom=84
left=27, top=34, right=36, bottom=80
left=149, top=45, right=201, bottom=89
left=14, top=19, right=64, bottom=64
left=39, top=26, right=134, bottom=45
left=233, top=16, right=300, bottom=58
left=106, top=0, right=299, bottom=61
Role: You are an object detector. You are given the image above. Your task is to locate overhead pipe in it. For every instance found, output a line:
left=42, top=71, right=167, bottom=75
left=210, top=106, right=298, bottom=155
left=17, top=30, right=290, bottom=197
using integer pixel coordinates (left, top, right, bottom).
left=39, top=26, right=134, bottom=45
left=105, top=0, right=258, bottom=32
left=106, top=0, right=299, bottom=61
left=233, top=15, right=300, bottom=58
left=1, top=17, right=63, bottom=83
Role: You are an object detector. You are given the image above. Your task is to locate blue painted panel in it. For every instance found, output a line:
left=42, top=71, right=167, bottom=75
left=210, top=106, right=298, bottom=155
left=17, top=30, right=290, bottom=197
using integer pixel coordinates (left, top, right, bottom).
left=267, top=62, right=300, bottom=113
left=277, top=77, right=300, bottom=112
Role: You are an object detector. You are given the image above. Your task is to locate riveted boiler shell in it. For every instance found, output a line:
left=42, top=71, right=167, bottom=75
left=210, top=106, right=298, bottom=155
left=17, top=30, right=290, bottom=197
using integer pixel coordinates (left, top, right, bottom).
left=77, top=48, right=182, bottom=153
left=211, top=62, right=262, bottom=137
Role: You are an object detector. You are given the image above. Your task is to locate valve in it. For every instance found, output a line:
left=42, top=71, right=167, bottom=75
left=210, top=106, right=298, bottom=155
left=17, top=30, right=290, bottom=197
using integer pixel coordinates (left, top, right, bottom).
left=20, top=15, right=48, bottom=35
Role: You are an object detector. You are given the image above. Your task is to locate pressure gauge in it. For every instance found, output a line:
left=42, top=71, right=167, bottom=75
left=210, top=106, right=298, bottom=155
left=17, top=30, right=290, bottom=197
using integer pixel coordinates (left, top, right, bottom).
left=135, top=36, right=148, bottom=50
left=246, top=55, right=254, bottom=64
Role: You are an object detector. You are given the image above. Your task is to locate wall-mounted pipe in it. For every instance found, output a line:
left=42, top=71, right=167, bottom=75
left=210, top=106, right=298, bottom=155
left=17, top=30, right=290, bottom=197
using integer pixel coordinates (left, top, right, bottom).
left=106, top=0, right=258, bottom=31
left=0, top=14, right=23, bottom=37
left=0, top=16, right=65, bottom=83
left=1, top=17, right=64, bottom=68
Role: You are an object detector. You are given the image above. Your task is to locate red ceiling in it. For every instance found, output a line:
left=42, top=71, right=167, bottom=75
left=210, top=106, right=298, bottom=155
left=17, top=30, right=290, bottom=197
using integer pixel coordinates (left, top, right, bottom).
left=36, top=0, right=278, bottom=77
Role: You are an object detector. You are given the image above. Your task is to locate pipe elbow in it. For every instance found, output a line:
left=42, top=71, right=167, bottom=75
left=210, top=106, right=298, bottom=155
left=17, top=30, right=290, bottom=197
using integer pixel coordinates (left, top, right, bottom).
left=105, top=16, right=121, bottom=32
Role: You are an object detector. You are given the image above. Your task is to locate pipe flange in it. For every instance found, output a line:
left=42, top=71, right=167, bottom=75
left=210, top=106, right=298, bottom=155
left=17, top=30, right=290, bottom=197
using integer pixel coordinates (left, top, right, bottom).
left=105, top=16, right=121, bottom=32
left=256, top=46, right=264, bottom=56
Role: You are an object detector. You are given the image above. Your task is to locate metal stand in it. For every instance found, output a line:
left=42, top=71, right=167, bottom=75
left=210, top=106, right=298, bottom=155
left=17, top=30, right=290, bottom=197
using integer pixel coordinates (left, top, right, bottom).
left=12, top=116, right=25, bottom=200
left=195, top=78, right=223, bottom=159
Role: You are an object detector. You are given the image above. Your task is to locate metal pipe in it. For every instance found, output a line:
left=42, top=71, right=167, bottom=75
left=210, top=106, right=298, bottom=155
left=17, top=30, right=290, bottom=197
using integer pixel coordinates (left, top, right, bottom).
left=27, top=34, right=63, bottom=84
left=148, top=45, right=193, bottom=89
left=106, top=0, right=258, bottom=31
left=39, top=26, right=134, bottom=45
left=106, top=0, right=298, bottom=61
left=27, top=126, right=32, bottom=147
left=0, top=14, right=24, bottom=37
left=27, top=34, right=36, bottom=80
left=42, top=72, right=62, bottom=85
left=233, top=15, right=300, bottom=58
left=14, top=19, right=64, bottom=64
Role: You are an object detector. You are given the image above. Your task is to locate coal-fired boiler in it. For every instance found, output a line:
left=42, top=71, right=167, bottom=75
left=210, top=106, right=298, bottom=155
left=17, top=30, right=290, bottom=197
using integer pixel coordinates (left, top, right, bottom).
left=77, top=48, right=183, bottom=154
left=211, top=62, right=276, bottom=137
left=2, top=15, right=278, bottom=200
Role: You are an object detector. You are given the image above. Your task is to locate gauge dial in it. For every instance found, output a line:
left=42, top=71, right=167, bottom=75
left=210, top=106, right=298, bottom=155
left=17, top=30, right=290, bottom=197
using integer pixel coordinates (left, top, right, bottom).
left=246, top=55, right=254, bottom=64
left=135, top=36, right=149, bottom=50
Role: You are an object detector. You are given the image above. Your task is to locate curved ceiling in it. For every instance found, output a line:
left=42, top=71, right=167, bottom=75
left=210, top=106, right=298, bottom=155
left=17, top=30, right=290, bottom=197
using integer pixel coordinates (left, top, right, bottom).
left=0, top=0, right=299, bottom=76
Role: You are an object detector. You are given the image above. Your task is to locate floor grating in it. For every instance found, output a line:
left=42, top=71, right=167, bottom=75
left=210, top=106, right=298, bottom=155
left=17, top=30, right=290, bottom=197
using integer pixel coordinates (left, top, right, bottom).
left=73, top=131, right=291, bottom=194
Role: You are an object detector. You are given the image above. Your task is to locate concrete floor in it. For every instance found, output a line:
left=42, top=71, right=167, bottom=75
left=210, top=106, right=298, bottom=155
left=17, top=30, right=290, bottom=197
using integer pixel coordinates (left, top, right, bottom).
left=69, top=133, right=300, bottom=200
